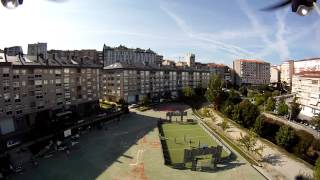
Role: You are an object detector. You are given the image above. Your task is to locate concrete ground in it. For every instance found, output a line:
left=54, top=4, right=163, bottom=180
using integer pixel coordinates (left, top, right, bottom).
left=12, top=104, right=265, bottom=180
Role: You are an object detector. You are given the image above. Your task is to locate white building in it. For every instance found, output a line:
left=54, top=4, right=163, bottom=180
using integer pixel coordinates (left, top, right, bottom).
left=270, top=65, right=280, bottom=83
left=233, top=59, right=270, bottom=86
left=292, top=71, right=320, bottom=119
left=27, top=42, right=48, bottom=59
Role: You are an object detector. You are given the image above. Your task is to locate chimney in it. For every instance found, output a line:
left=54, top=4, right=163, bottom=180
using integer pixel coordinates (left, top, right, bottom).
left=3, top=48, right=7, bottom=62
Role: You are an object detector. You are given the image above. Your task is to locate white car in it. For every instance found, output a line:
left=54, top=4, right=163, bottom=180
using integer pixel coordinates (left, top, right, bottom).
left=129, top=104, right=138, bottom=109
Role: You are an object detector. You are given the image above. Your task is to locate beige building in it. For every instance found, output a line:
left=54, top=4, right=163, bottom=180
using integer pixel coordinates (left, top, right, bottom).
left=207, top=63, right=233, bottom=83
left=233, top=59, right=270, bottom=86
left=292, top=71, right=320, bottom=119
left=280, top=60, right=294, bottom=85
left=185, top=53, right=195, bottom=67
left=270, top=65, right=281, bottom=83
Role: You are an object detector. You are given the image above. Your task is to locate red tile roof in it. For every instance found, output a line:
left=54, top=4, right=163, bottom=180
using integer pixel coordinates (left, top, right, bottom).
left=237, top=59, right=267, bottom=64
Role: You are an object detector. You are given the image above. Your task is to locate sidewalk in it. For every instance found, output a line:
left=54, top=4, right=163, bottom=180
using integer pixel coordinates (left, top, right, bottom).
left=201, top=109, right=313, bottom=180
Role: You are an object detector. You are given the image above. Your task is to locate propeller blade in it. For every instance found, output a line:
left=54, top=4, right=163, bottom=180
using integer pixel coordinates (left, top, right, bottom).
left=261, top=0, right=292, bottom=11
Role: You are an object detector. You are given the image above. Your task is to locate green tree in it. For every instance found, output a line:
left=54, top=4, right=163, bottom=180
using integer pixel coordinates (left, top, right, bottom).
left=290, top=97, right=301, bottom=120
left=251, top=115, right=264, bottom=136
left=141, top=96, right=150, bottom=106
left=222, top=101, right=234, bottom=118
left=272, top=90, right=280, bottom=97
left=182, top=86, right=195, bottom=98
left=206, top=74, right=224, bottom=109
left=238, top=130, right=264, bottom=157
left=239, top=100, right=260, bottom=128
left=221, top=119, right=229, bottom=131
left=314, top=157, right=320, bottom=180
left=277, top=99, right=289, bottom=116
left=254, top=94, right=265, bottom=106
left=275, top=125, right=296, bottom=149
left=239, top=86, right=248, bottom=96
left=266, top=97, right=276, bottom=112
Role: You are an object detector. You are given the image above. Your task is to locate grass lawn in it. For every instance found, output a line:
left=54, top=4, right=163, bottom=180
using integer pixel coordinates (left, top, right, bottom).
left=162, top=123, right=229, bottom=165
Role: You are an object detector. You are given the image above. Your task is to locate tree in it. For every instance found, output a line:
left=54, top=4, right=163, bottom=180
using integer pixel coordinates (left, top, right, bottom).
left=141, top=96, right=150, bottom=106
left=312, top=113, right=320, bottom=128
left=277, top=99, right=289, bottom=116
left=266, top=97, right=276, bottom=112
left=239, top=86, right=248, bottom=96
left=195, top=83, right=206, bottom=96
left=290, top=97, right=301, bottom=120
left=251, top=115, right=264, bottom=136
left=222, top=101, right=234, bottom=118
left=206, top=74, right=224, bottom=109
left=272, top=90, right=280, bottom=97
left=239, top=100, right=260, bottom=128
left=238, top=130, right=264, bottom=158
left=275, top=125, right=296, bottom=149
left=221, top=119, right=229, bottom=131
left=182, top=86, right=195, bottom=98
left=314, top=157, right=320, bottom=180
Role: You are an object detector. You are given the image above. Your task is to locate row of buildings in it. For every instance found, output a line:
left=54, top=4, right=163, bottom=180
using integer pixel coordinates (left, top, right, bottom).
left=0, top=43, right=235, bottom=149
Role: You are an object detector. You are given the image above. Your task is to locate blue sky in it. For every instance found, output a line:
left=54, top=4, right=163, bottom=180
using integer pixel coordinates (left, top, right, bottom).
left=0, top=0, right=320, bottom=66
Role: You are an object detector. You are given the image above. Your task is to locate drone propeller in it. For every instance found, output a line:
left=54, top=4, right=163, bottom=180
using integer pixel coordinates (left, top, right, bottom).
left=262, top=0, right=318, bottom=16
left=261, top=0, right=292, bottom=11
left=1, top=0, right=67, bottom=9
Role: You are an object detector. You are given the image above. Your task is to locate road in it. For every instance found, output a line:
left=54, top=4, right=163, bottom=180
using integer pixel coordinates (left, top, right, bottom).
left=262, top=112, right=320, bottom=139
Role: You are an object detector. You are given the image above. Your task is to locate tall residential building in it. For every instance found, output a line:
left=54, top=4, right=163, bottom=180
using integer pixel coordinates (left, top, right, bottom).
left=103, top=45, right=157, bottom=66
left=0, top=52, right=100, bottom=143
left=270, top=65, right=281, bottom=83
left=5, top=46, right=23, bottom=56
left=280, top=60, right=294, bottom=85
left=185, top=53, right=195, bottom=67
left=233, top=59, right=270, bottom=86
left=48, top=49, right=100, bottom=65
left=27, top=43, right=48, bottom=59
left=292, top=71, right=320, bottom=119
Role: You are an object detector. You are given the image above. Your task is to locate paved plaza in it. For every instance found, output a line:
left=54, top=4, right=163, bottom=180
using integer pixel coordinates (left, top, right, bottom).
left=12, top=104, right=265, bottom=180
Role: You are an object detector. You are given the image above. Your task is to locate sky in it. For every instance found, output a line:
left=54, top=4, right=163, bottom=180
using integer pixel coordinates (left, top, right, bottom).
left=0, top=0, right=320, bottom=66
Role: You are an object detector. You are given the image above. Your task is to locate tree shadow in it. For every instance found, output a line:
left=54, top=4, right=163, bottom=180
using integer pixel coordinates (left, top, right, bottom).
left=262, top=154, right=285, bottom=166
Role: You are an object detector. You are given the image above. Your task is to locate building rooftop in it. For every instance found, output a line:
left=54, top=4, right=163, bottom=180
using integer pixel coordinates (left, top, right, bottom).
left=103, top=44, right=156, bottom=54
left=236, top=59, right=269, bottom=64
left=295, top=57, right=320, bottom=62
left=295, top=71, right=320, bottom=78
left=207, top=63, right=225, bottom=68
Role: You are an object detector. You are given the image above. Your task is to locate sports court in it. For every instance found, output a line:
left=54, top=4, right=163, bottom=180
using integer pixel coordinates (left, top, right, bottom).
left=162, top=123, right=229, bottom=165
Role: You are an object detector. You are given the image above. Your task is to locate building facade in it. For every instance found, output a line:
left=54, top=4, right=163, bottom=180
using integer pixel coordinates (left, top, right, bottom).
left=103, top=45, right=157, bottom=66
left=0, top=52, right=100, bottom=146
left=5, top=46, right=23, bottom=56
left=27, top=43, right=48, bottom=59
left=185, top=53, right=195, bottom=67
left=292, top=71, right=320, bottom=119
left=207, top=63, right=233, bottom=83
left=233, top=59, right=270, bottom=86
left=100, top=63, right=210, bottom=103
left=270, top=65, right=281, bottom=83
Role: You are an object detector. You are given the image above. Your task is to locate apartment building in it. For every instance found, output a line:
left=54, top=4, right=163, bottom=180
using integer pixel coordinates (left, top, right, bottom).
left=48, top=49, right=100, bottom=65
left=100, top=62, right=210, bottom=103
left=292, top=71, right=320, bottom=119
left=0, top=52, right=100, bottom=143
left=5, top=46, right=23, bottom=56
left=27, top=42, right=48, bottom=59
left=233, top=59, right=270, bottom=86
left=103, top=45, right=157, bottom=66
left=270, top=65, right=281, bottom=83
left=207, top=63, right=233, bottom=83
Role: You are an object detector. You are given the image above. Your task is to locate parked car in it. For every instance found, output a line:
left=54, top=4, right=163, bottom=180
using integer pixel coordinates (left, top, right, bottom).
left=129, top=104, right=138, bottom=109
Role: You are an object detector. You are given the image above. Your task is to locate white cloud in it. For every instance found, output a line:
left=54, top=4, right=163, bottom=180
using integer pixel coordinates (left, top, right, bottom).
left=160, top=5, right=256, bottom=59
